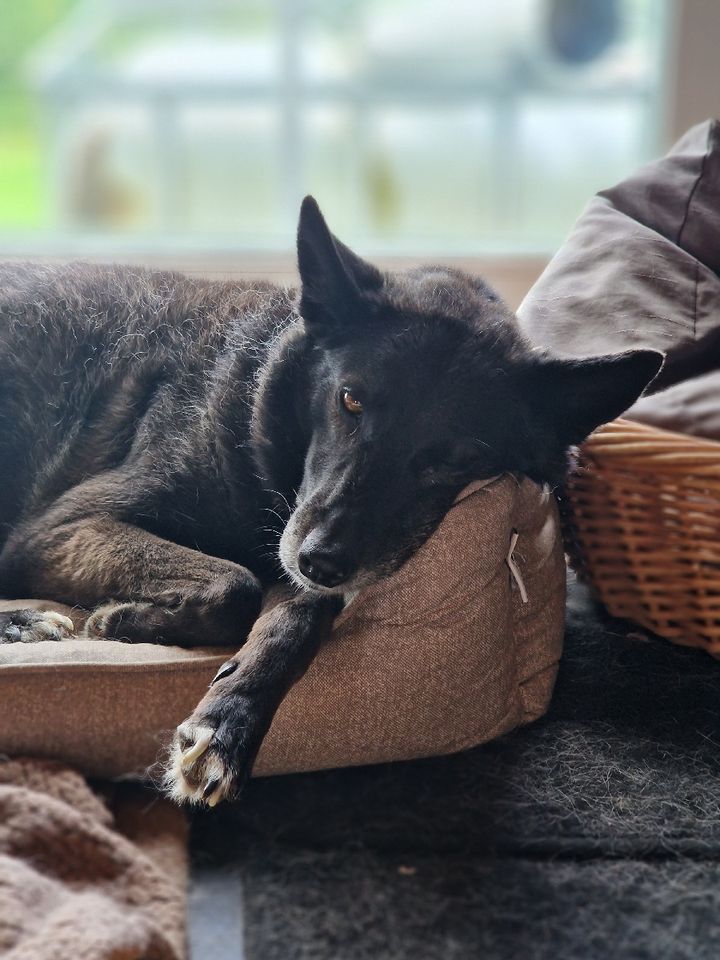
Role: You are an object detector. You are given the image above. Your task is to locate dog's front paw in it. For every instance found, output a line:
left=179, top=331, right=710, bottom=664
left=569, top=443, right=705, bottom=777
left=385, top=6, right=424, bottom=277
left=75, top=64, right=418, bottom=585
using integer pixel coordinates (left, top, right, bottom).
left=165, top=677, right=265, bottom=806
left=84, top=601, right=157, bottom=642
left=0, top=609, right=75, bottom=643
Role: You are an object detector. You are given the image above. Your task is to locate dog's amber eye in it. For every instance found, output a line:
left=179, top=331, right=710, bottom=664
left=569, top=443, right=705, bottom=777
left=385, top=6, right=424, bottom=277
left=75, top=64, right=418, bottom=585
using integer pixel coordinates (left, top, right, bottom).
left=340, top=388, right=363, bottom=416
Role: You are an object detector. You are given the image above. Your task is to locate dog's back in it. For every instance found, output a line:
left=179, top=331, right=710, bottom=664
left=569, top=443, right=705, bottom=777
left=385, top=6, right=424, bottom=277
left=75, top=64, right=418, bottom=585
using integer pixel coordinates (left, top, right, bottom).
left=0, top=261, right=292, bottom=548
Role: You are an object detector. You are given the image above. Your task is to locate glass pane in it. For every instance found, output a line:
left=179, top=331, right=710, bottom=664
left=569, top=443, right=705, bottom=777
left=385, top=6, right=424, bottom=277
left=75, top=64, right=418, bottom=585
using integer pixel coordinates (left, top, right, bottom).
left=362, top=108, right=495, bottom=249
left=516, top=99, right=646, bottom=243
left=181, top=105, right=282, bottom=238
left=51, top=103, right=162, bottom=232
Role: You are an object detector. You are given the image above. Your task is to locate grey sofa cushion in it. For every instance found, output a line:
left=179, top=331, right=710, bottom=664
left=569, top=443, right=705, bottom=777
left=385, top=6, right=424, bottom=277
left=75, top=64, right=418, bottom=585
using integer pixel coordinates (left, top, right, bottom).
left=518, top=120, right=720, bottom=395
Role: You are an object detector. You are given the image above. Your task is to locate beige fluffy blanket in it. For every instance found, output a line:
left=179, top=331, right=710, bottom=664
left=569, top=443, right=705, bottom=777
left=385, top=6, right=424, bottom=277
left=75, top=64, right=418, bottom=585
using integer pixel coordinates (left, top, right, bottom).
left=0, top=758, right=187, bottom=960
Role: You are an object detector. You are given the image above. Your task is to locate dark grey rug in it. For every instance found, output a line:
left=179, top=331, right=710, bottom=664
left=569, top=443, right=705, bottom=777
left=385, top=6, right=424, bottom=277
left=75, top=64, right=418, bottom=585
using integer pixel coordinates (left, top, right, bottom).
left=189, top=578, right=720, bottom=959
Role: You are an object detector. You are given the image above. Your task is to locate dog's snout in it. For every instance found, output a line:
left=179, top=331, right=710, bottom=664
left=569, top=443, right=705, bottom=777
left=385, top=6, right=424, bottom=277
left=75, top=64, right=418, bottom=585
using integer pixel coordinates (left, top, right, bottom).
left=298, top=535, right=348, bottom=588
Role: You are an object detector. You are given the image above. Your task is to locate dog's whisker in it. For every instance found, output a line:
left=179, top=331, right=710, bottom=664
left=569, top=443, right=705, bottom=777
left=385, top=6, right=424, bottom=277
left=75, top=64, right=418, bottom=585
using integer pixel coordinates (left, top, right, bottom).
left=265, top=487, right=293, bottom=515
left=261, top=506, right=288, bottom=525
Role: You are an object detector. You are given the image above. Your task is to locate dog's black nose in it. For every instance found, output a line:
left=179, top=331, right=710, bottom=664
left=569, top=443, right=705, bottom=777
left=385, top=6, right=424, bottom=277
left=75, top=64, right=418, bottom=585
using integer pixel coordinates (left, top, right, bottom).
left=298, top=540, right=348, bottom=588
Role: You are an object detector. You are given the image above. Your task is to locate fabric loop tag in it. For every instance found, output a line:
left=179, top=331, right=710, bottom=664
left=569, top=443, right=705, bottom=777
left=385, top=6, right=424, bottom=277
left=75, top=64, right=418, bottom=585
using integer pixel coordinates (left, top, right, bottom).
left=506, top=530, right=529, bottom=604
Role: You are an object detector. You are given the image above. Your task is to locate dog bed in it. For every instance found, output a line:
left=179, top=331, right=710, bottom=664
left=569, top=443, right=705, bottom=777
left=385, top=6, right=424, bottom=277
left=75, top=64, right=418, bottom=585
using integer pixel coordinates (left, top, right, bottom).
left=0, top=474, right=564, bottom=780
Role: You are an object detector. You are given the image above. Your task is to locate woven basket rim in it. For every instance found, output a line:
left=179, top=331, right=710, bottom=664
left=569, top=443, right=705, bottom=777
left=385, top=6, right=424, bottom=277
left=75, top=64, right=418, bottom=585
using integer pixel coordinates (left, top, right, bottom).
left=582, top=417, right=720, bottom=475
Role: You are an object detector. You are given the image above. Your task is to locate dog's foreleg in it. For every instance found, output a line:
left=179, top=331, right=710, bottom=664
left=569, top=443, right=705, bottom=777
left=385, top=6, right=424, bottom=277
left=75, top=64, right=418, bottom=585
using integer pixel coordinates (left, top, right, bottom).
left=166, top=586, right=341, bottom=805
left=0, top=511, right=262, bottom=646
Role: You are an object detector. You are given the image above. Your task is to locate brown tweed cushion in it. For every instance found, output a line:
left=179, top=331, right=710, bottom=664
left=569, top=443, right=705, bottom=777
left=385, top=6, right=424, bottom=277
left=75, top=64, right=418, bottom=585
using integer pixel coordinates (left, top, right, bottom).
left=0, top=474, right=565, bottom=779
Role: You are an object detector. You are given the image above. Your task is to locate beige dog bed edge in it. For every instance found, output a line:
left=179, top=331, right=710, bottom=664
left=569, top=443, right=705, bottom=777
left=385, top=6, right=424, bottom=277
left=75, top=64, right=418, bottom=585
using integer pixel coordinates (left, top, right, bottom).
left=0, top=475, right=565, bottom=780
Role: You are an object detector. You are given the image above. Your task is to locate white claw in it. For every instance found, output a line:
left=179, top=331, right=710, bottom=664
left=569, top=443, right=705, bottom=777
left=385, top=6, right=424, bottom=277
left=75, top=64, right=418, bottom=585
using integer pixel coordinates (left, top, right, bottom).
left=43, top=611, right=75, bottom=633
left=201, top=756, right=230, bottom=807
left=165, top=723, right=233, bottom=807
left=179, top=725, right=214, bottom=768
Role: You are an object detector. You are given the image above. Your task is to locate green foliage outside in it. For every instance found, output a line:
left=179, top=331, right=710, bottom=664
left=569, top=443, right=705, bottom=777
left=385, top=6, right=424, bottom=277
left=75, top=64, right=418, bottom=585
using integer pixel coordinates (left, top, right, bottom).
left=0, top=0, right=77, bottom=226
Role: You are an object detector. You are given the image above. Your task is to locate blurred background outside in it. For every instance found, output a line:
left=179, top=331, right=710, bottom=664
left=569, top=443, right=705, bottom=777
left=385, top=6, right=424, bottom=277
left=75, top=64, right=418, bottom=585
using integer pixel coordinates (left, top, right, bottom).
left=0, top=0, right=713, bottom=298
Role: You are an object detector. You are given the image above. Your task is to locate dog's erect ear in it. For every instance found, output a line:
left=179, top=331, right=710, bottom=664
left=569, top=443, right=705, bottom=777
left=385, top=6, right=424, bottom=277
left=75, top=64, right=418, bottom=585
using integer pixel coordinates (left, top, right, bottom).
left=297, top=196, right=383, bottom=339
left=528, top=349, right=665, bottom=446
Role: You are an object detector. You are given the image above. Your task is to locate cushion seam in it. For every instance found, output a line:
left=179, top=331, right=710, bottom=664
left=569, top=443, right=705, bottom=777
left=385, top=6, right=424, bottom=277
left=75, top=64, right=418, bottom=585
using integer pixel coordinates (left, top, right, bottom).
left=0, top=656, right=226, bottom=676
left=676, top=123, right=711, bottom=284
left=436, top=701, right=520, bottom=755
left=518, top=661, right=561, bottom=721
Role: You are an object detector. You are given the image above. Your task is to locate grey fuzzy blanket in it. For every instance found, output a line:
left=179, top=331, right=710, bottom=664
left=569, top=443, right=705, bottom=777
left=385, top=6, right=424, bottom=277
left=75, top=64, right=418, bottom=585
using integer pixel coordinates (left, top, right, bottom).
left=189, top=577, right=720, bottom=960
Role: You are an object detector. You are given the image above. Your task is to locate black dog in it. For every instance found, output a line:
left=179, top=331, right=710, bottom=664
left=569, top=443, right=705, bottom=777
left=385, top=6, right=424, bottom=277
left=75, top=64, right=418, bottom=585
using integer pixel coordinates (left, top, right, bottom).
left=0, top=197, right=662, bottom=804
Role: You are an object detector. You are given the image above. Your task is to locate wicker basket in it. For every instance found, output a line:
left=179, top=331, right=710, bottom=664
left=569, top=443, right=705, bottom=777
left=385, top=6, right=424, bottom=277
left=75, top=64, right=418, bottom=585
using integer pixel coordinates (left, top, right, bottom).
left=562, top=417, right=720, bottom=657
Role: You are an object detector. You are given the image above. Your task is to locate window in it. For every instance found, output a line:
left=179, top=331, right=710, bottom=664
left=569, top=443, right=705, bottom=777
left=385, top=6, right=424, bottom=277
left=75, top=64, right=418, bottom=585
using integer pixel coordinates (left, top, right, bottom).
left=0, top=0, right=679, bottom=260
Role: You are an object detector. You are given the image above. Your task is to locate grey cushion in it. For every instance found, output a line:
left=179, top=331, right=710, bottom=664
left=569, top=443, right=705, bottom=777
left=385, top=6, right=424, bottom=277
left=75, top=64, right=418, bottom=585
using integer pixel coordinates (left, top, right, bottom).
left=518, top=119, right=720, bottom=396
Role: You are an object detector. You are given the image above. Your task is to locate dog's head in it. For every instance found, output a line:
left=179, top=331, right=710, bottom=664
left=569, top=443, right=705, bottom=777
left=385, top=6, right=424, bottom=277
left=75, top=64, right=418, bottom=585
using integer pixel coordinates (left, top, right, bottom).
left=278, top=197, right=662, bottom=595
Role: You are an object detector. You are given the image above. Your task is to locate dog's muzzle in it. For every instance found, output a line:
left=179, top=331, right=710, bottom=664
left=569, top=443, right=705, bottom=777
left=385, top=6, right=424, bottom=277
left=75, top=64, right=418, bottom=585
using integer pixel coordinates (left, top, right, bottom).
left=297, top=531, right=349, bottom=588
